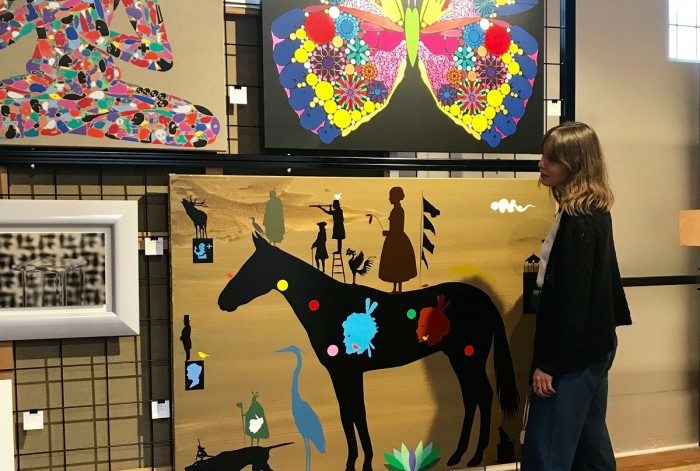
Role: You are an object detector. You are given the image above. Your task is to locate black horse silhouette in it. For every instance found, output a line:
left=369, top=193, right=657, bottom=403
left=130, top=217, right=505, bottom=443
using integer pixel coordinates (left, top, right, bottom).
left=218, top=234, right=519, bottom=471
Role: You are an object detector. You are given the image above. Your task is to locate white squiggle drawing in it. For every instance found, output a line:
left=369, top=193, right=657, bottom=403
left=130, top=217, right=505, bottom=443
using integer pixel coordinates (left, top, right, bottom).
left=490, top=198, right=535, bottom=214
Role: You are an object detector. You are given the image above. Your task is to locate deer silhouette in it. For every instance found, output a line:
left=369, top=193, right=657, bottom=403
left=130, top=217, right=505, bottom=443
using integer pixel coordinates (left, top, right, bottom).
left=182, top=197, right=208, bottom=238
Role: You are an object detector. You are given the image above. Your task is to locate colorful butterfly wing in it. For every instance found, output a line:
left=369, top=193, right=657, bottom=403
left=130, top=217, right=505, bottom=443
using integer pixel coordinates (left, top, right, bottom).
left=418, top=0, right=540, bottom=147
left=270, top=1, right=408, bottom=144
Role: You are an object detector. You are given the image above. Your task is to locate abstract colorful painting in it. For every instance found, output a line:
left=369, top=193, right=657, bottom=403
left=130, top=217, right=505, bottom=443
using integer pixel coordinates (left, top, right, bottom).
left=170, top=175, right=555, bottom=471
left=263, top=0, right=544, bottom=152
left=0, top=0, right=226, bottom=151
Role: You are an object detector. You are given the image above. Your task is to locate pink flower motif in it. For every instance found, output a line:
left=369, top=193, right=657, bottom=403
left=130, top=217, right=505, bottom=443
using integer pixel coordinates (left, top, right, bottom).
left=310, top=44, right=345, bottom=82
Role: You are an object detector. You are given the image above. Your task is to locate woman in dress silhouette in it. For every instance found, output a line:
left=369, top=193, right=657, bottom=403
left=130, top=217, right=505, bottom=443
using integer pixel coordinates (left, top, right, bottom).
left=378, top=186, right=416, bottom=293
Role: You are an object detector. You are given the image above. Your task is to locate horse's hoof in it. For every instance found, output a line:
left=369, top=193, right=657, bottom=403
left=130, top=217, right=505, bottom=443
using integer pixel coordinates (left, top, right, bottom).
left=467, top=452, right=484, bottom=467
left=446, top=453, right=462, bottom=466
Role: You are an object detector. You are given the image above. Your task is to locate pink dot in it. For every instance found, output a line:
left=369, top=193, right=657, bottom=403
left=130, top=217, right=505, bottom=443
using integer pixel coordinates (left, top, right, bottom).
left=464, top=345, right=475, bottom=356
left=327, top=345, right=339, bottom=357
left=309, top=299, right=320, bottom=311
left=445, top=37, right=460, bottom=53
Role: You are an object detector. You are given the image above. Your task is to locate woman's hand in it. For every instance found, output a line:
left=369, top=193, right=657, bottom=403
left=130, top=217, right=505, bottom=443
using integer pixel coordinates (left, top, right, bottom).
left=532, top=368, right=556, bottom=398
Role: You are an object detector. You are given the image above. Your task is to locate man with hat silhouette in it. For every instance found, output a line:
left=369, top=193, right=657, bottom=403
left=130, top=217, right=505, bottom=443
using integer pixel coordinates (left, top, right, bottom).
left=180, top=315, right=192, bottom=362
left=311, top=222, right=329, bottom=272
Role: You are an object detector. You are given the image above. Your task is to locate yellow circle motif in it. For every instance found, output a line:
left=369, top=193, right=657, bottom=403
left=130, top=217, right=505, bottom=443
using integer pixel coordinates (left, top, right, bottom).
left=467, top=70, right=477, bottom=81
left=290, top=33, right=297, bottom=41
left=345, top=64, right=355, bottom=75
left=332, top=36, right=344, bottom=48
left=294, top=48, right=308, bottom=63
left=472, top=114, right=488, bottom=132
left=296, top=29, right=307, bottom=40
left=462, top=114, right=473, bottom=125
left=500, top=83, right=511, bottom=95
left=484, top=106, right=496, bottom=120
left=364, top=101, right=375, bottom=113
left=507, top=61, right=521, bottom=75
left=334, top=109, right=352, bottom=129
left=304, top=40, right=316, bottom=52
left=351, top=110, right=362, bottom=122
left=450, top=104, right=460, bottom=116
left=315, top=81, right=334, bottom=101
left=306, top=74, right=319, bottom=86
left=477, top=46, right=488, bottom=57
left=496, top=0, right=507, bottom=5
left=502, top=53, right=512, bottom=64
left=324, top=101, right=338, bottom=114
left=509, top=43, right=519, bottom=53
left=487, top=90, right=503, bottom=108
left=277, top=280, right=289, bottom=291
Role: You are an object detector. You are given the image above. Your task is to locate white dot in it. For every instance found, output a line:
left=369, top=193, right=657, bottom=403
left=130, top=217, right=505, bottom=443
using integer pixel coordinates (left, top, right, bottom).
left=329, top=6, right=340, bottom=18
left=480, top=18, right=490, bottom=30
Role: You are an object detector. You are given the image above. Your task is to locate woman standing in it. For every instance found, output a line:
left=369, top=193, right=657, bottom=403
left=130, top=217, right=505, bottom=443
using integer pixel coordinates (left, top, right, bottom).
left=521, top=122, right=632, bottom=470
left=378, top=186, right=417, bottom=293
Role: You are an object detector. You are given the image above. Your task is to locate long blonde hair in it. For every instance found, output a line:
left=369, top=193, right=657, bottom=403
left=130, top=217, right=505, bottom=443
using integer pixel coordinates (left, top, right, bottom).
left=542, top=121, right=614, bottom=215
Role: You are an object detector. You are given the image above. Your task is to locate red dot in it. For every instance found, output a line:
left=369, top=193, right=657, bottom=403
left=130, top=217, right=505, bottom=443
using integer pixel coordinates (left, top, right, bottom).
left=227, top=273, right=233, bottom=279
left=309, top=299, right=320, bottom=311
left=484, top=25, right=510, bottom=55
left=464, top=345, right=475, bottom=356
left=305, top=12, right=335, bottom=45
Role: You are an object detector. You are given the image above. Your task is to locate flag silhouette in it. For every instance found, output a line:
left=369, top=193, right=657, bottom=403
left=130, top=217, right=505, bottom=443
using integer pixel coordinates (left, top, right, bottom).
left=423, top=198, right=441, bottom=218
left=423, top=215, right=435, bottom=234
left=421, top=197, right=440, bottom=269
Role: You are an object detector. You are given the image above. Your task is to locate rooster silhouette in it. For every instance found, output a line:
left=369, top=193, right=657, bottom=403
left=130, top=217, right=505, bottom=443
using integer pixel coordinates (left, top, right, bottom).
left=345, top=249, right=375, bottom=285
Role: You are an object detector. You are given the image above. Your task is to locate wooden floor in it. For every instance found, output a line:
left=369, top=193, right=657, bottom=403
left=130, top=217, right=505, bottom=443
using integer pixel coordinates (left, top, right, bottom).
left=617, top=448, right=700, bottom=471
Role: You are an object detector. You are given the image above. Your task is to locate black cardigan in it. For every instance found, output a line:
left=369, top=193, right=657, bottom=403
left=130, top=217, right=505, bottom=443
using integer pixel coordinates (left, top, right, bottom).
left=532, top=209, right=632, bottom=377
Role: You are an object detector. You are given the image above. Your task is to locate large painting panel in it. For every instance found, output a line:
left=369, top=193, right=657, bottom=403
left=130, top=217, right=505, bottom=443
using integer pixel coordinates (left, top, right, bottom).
left=0, top=0, right=227, bottom=151
left=170, top=175, right=554, bottom=470
left=262, top=0, right=544, bottom=153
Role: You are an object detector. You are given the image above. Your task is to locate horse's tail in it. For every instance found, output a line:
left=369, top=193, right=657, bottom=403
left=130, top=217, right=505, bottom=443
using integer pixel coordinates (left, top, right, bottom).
left=492, top=310, right=520, bottom=417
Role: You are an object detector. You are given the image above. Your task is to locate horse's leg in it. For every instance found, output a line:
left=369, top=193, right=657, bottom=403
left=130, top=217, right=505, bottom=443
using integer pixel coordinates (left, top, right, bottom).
left=350, top=379, right=374, bottom=471
left=445, top=356, right=486, bottom=467
left=330, top=373, right=361, bottom=471
left=467, top=369, right=493, bottom=467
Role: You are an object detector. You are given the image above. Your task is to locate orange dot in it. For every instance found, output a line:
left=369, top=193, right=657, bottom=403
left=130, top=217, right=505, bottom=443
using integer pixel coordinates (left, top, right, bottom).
left=227, top=273, right=233, bottom=278
left=464, top=345, right=475, bottom=356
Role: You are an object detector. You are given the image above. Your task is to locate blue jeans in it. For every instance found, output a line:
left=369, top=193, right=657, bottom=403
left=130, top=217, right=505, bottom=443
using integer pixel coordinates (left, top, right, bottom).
left=521, top=344, right=617, bottom=470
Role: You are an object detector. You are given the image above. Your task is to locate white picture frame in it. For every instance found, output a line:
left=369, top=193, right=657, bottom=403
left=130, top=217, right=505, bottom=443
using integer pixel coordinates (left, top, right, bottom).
left=0, top=200, right=139, bottom=340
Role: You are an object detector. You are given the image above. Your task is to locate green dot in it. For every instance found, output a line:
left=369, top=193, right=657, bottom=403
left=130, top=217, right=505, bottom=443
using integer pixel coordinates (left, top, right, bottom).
left=407, top=309, right=417, bottom=320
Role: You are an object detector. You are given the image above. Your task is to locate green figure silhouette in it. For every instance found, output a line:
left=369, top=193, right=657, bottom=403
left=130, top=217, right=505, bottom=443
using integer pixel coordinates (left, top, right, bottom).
left=263, top=191, right=285, bottom=245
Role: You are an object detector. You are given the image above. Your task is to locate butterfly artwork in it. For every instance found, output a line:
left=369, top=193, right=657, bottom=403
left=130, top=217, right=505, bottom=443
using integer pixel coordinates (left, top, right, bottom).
left=263, top=0, right=543, bottom=152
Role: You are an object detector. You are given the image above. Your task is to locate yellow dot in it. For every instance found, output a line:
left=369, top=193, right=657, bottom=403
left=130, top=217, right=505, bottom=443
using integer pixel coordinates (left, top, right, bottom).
left=467, top=70, right=477, bottom=81
left=502, top=53, right=512, bottom=64
left=507, top=61, right=521, bottom=75
left=315, top=81, right=334, bottom=101
left=309, top=102, right=316, bottom=108
left=324, top=100, right=338, bottom=114
left=351, top=109, right=362, bottom=121
left=294, top=48, right=308, bottom=63
left=518, top=48, right=524, bottom=55
left=304, top=40, right=316, bottom=52
left=334, top=109, right=352, bottom=129
left=296, top=28, right=307, bottom=40
left=477, top=46, right=488, bottom=57
left=450, top=104, right=460, bottom=116
left=306, top=73, right=319, bottom=86
left=496, top=0, right=507, bottom=4
left=500, top=83, right=511, bottom=95
left=462, top=114, right=473, bottom=125
left=487, top=89, right=503, bottom=107
left=345, top=64, right=355, bottom=75
left=332, top=36, right=344, bottom=48
left=290, top=33, right=297, bottom=41
left=277, top=280, right=289, bottom=291
left=484, top=106, right=496, bottom=120
left=509, top=43, right=519, bottom=53
left=363, top=100, right=376, bottom=113
left=472, top=114, right=488, bottom=132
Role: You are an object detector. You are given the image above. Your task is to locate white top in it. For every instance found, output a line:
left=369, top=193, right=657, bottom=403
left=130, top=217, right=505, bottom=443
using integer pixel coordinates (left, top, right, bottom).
left=537, top=211, right=562, bottom=288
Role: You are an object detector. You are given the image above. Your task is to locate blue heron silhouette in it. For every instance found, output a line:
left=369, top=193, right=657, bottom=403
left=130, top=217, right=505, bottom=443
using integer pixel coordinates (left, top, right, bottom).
left=276, top=345, right=326, bottom=471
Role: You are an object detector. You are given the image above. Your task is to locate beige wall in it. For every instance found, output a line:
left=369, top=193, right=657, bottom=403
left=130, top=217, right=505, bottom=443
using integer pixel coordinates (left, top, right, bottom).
left=577, top=0, right=700, bottom=453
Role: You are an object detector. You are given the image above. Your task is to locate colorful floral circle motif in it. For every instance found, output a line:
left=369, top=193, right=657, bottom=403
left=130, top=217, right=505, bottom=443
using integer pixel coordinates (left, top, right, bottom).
left=346, top=39, right=369, bottom=64
left=436, top=84, right=457, bottom=105
left=475, top=0, right=497, bottom=17
left=476, top=54, right=507, bottom=89
left=310, top=44, right=345, bottom=81
left=335, top=13, right=359, bottom=41
left=457, top=81, right=487, bottom=115
left=454, top=46, right=475, bottom=71
left=334, top=73, right=368, bottom=111
left=326, top=0, right=344, bottom=4
left=367, top=80, right=388, bottom=103
left=446, top=66, right=462, bottom=87
left=463, top=23, right=485, bottom=49
left=361, top=62, right=378, bottom=81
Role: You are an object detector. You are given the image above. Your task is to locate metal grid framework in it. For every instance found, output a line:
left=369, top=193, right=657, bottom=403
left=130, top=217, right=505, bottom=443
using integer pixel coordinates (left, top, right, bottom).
left=0, top=1, right=571, bottom=469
